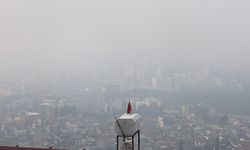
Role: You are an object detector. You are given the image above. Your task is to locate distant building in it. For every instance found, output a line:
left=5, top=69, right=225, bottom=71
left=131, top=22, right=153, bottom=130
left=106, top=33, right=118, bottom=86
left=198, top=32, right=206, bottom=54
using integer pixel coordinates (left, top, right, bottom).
left=151, top=77, right=157, bottom=88
left=158, top=117, right=164, bottom=128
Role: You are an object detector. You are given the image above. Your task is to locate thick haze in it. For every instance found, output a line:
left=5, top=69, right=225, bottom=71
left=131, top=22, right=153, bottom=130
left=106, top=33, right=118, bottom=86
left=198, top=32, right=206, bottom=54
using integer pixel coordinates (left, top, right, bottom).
left=0, top=0, right=250, bottom=74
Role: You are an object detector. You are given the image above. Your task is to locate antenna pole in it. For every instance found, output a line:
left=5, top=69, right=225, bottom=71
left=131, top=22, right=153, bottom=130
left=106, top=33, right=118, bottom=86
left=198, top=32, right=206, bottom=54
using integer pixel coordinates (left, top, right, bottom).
left=138, top=130, right=140, bottom=150
left=116, top=136, right=119, bottom=150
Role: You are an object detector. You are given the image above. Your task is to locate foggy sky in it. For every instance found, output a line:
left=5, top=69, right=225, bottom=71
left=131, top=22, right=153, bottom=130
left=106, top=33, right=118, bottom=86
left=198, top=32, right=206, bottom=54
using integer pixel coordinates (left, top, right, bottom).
left=0, top=0, right=250, bottom=73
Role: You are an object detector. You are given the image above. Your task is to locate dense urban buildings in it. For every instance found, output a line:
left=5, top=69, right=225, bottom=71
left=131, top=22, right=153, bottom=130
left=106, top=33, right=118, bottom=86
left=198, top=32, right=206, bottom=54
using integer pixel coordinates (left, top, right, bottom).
left=1, top=64, right=250, bottom=149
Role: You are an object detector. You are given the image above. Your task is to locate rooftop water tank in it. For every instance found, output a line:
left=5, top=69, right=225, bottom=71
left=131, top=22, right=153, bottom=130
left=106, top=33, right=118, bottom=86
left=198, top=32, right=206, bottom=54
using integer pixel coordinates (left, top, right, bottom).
left=115, top=113, right=141, bottom=136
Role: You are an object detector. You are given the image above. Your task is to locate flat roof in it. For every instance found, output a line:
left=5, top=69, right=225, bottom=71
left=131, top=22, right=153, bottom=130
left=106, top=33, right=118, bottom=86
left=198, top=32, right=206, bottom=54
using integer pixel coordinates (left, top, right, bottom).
left=119, top=113, right=140, bottom=120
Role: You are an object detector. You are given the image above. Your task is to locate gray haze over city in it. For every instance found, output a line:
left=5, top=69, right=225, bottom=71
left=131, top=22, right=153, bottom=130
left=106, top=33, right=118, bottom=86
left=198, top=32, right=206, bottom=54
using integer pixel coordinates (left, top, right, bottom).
left=1, top=0, right=250, bottom=73
left=1, top=0, right=250, bottom=150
